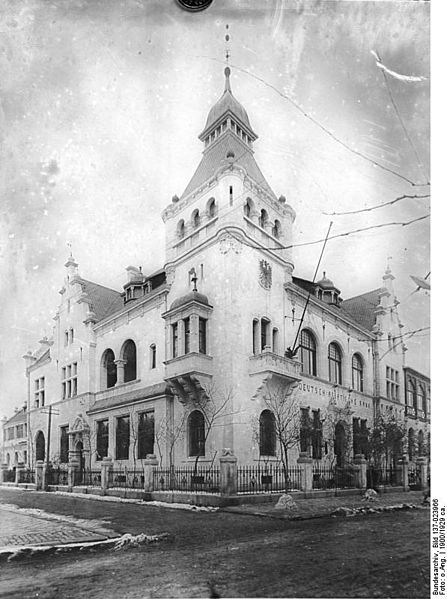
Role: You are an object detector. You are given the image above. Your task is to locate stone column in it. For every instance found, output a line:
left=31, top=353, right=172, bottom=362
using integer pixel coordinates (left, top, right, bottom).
left=396, top=454, right=409, bottom=489
left=15, top=462, right=25, bottom=485
left=143, top=454, right=159, bottom=493
left=0, top=463, right=7, bottom=484
left=101, top=457, right=113, bottom=491
left=35, top=460, right=45, bottom=491
left=297, top=452, right=313, bottom=492
left=416, top=456, right=428, bottom=489
left=114, top=359, right=126, bottom=385
left=353, top=454, right=367, bottom=489
left=219, top=449, right=237, bottom=496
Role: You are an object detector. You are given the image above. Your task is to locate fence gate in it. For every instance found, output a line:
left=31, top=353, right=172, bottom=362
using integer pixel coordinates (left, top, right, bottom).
left=408, top=464, right=421, bottom=490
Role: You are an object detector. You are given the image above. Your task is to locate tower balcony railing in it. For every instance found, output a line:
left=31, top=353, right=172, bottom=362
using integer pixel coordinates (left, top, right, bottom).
left=405, top=405, right=417, bottom=418
left=249, top=351, right=302, bottom=381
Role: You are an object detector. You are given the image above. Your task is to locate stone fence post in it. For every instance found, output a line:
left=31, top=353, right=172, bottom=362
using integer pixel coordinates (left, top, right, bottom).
left=67, top=458, right=79, bottom=491
left=297, top=452, right=313, bottom=492
left=353, top=454, right=367, bottom=490
left=219, top=449, right=237, bottom=496
left=416, top=456, right=428, bottom=489
left=35, top=460, right=45, bottom=490
left=396, top=454, right=409, bottom=489
left=143, top=454, right=159, bottom=493
left=15, top=462, right=25, bottom=485
left=101, top=457, right=113, bottom=491
left=0, top=463, right=8, bottom=484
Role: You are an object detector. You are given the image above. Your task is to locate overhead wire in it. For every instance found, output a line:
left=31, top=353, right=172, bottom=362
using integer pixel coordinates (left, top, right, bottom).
left=323, top=193, right=430, bottom=216
left=199, top=56, right=429, bottom=188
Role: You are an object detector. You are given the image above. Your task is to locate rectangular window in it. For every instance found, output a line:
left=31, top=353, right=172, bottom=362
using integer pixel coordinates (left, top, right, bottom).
left=116, top=416, right=130, bottom=460
left=386, top=366, right=400, bottom=401
left=62, top=362, right=78, bottom=399
left=300, top=408, right=311, bottom=453
left=137, top=411, right=155, bottom=460
left=16, top=425, right=24, bottom=439
left=199, top=318, right=207, bottom=354
left=34, top=377, right=45, bottom=408
left=352, top=417, right=360, bottom=455
left=172, top=323, right=178, bottom=358
left=184, top=317, right=190, bottom=354
left=96, top=420, right=109, bottom=460
left=60, top=426, right=69, bottom=463
left=7, top=427, right=14, bottom=441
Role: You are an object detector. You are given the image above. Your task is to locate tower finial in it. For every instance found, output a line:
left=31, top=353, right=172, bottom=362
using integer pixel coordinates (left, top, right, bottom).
left=224, top=24, right=231, bottom=92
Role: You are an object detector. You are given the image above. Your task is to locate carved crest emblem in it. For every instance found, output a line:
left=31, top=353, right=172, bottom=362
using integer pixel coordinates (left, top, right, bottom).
left=259, top=260, right=272, bottom=289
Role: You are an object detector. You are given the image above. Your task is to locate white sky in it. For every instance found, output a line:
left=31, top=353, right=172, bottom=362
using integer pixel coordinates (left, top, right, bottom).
left=0, top=0, right=430, bottom=417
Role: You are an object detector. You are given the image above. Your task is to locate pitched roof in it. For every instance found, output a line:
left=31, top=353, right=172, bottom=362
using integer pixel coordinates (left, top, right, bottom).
left=4, top=408, right=27, bottom=426
left=340, top=288, right=383, bottom=331
left=78, top=279, right=123, bottom=322
left=181, top=133, right=275, bottom=200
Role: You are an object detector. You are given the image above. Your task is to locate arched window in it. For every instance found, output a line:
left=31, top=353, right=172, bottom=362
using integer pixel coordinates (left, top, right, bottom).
left=259, top=410, right=276, bottom=456
left=328, top=342, right=342, bottom=384
left=102, top=349, right=117, bottom=389
left=272, top=219, right=281, bottom=239
left=207, top=198, right=217, bottom=218
left=244, top=197, right=254, bottom=219
left=418, top=430, right=424, bottom=456
left=259, top=208, right=268, bottom=229
left=36, top=431, right=45, bottom=462
left=192, top=209, right=200, bottom=229
left=122, top=340, right=137, bottom=382
left=408, top=428, right=415, bottom=461
left=177, top=219, right=185, bottom=239
left=252, top=319, right=259, bottom=354
left=260, top=318, right=270, bottom=351
left=272, top=328, right=279, bottom=354
left=150, top=344, right=156, bottom=369
left=188, top=410, right=205, bottom=457
left=352, top=353, right=364, bottom=392
left=299, top=330, right=317, bottom=376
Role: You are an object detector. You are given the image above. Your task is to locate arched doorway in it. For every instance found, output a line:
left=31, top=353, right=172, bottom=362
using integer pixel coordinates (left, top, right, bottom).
left=36, top=431, right=45, bottom=462
left=334, top=422, right=347, bottom=467
left=75, top=440, right=85, bottom=471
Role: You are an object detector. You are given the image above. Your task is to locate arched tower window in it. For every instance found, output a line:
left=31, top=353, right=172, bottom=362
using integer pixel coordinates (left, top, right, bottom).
left=188, top=410, right=205, bottom=457
left=244, top=197, right=254, bottom=219
left=299, top=330, right=317, bottom=376
left=272, top=219, right=281, bottom=239
left=177, top=219, right=185, bottom=239
left=259, top=410, right=276, bottom=456
left=259, top=209, right=268, bottom=229
left=352, top=354, right=364, bottom=392
left=207, top=198, right=217, bottom=218
left=102, top=349, right=117, bottom=389
left=150, top=344, right=157, bottom=369
left=122, top=340, right=137, bottom=382
left=192, top=209, right=200, bottom=229
left=328, top=342, right=342, bottom=384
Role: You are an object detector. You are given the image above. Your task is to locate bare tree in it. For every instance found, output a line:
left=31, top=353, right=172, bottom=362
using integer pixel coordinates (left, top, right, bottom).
left=255, top=379, right=303, bottom=491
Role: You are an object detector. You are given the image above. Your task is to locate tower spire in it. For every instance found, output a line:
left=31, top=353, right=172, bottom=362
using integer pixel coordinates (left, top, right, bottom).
left=224, top=24, right=231, bottom=92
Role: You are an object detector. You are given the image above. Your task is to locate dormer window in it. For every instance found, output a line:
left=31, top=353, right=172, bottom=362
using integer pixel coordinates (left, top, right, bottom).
left=259, top=209, right=268, bottom=229
left=207, top=198, right=217, bottom=219
left=192, top=209, right=200, bottom=229
left=272, top=219, right=281, bottom=239
left=178, top=219, right=185, bottom=239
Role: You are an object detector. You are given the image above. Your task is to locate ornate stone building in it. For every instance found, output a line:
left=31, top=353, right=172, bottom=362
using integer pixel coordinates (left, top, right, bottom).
left=15, top=66, right=429, bottom=473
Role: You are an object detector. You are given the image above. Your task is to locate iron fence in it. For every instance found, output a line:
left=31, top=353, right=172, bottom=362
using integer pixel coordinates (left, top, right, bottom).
left=312, top=462, right=357, bottom=489
left=367, top=464, right=399, bottom=488
left=108, top=469, right=145, bottom=489
left=408, top=463, right=421, bottom=490
left=153, top=466, right=220, bottom=493
left=19, top=469, right=35, bottom=484
left=46, top=467, right=68, bottom=486
left=74, top=469, right=102, bottom=487
left=3, top=469, right=16, bottom=482
left=237, top=464, right=302, bottom=494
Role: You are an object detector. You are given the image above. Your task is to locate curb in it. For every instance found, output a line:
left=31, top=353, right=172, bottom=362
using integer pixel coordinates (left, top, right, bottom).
left=0, top=532, right=171, bottom=563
